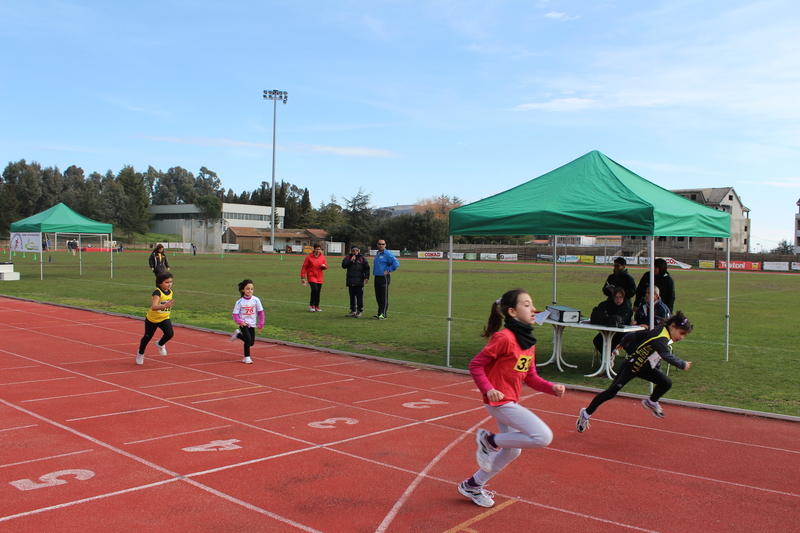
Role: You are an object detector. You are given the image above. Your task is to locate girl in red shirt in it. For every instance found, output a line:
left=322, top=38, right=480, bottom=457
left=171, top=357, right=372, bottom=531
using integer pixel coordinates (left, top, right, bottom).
left=458, top=288, right=565, bottom=508
left=300, top=242, right=328, bottom=312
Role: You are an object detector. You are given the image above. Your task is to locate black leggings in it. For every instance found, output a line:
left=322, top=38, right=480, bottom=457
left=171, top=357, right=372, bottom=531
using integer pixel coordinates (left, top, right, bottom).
left=138, top=319, right=173, bottom=354
left=585, top=361, right=672, bottom=415
left=234, top=326, right=256, bottom=357
left=309, top=282, right=322, bottom=307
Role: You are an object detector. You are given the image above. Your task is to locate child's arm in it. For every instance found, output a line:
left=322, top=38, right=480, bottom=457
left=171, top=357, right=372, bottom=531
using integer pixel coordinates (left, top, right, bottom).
left=468, top=351, right=504, bottom=401
left=256, top=310, right=265, bottom=332
left=151, top=294, right=173, bottom=311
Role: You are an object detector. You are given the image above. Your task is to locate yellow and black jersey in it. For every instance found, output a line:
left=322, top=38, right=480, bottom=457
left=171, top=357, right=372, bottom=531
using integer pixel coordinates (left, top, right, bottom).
left=145, top=288, right=173, bottom=323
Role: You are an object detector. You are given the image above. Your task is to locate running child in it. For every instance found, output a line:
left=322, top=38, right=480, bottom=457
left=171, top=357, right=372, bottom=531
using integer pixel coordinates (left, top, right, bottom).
left=576, top=311, right=693, bottom=433
left=136, top=271, right=175, bottom=365
left=459, top=289, right=565, bottom=508
left=230, top=279, right=264, bottom=364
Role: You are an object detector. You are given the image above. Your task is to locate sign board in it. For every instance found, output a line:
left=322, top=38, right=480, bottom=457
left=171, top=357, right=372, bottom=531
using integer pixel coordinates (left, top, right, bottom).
left=418, top=251, right=444, bottom=259
left=10, top=233, right=42, bottom=254
left=499, top=254, right=518, bottom=262
left=718, top=260, right=761, bottom=270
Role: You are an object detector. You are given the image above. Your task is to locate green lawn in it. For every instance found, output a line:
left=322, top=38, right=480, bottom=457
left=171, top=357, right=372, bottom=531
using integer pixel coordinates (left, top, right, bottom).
left=2, top=249, right=799, bottom=416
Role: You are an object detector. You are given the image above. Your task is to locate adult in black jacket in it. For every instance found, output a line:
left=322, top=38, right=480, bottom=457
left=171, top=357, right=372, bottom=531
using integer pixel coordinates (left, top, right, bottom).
left=602, top=257, right=637, bottom=302
left=592, top=288, right=633, bottom=353
left=148, top=243, right=170, bottom=276
left=634, top=258, right=676, bottom=312
left=342, top=246, right=370, bottom=318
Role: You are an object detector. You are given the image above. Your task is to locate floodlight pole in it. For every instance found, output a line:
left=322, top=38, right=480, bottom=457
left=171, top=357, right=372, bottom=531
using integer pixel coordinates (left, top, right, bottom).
left=263, top=89, right=288, bottom=252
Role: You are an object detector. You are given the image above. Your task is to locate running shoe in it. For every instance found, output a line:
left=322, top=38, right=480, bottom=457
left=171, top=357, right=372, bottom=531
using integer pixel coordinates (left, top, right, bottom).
left=135, top=352, right=144, bottom=365
left=243, top=356, right=253, bottom=364
left=309, top=306, right=316, bottom=312
left=157, top=343, right=167, bottom=356
left=457, top=480, right=495, bottom=508
left=475, top=428, right=498, bottom=471
left=346, top=311, right=357, bottom=317
left=230, top=329, right=240, bottom=342
left=576, top=408, right=591, bottom=433
left=642, top=398, right=665, bottom=418
left=372, top=314, right=386, bottom=320
left=315, top=306, right=322, bottom=312
left=354, top=312, right=362, bottom=318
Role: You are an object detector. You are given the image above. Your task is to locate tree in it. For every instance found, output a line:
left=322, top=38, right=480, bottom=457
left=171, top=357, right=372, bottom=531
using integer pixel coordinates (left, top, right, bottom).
left=315, top=195, right=344, bottom=229
left=152, top=166, right=195, bottom=204
left=16, top=161, right=43, bottom=217
left=413, top=194, right=464, bottom=220
left=195, top=194, right=223, bottom=221
left=116, top=165, right=151, bottom=235
left=195, top=166, right=223, bottom=199
left=39, top=166, right=64, bottom=210
left=61, top=165, right=86, bottom=212
left=378, top=210, right=447, bottom=250
left=770, top=239, right=794, bottom=255
left=327, top=189, right=376, bottom=248
left=298, top=188, right=315, bottom=227
left=98, top=178, right=128, bottom=229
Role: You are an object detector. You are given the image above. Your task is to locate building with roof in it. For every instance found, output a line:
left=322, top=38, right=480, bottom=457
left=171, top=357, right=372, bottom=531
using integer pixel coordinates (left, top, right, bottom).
left=795, top=198, right=800, bottom=254
left=621, top=187, right=750, bottom=253
left=222, top=227, right=329, bottom=253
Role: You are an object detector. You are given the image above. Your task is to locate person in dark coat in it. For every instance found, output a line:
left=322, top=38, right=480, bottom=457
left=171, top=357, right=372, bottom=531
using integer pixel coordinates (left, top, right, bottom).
left=592, top=288, right=633, bottom=353
left=634, top=258, right=676, bottom=312
left=342, top=246, right=370, bottom=318
left=148, top=243, right=170, bottom=276
left=602, top=257, right=637, bottom=302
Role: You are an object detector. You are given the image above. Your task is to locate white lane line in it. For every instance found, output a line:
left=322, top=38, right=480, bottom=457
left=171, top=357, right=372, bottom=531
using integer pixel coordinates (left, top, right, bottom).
left=124, top=425, right=233, bottom=445
left=0, top=424, right=37, bottom=432
left=66, top=405, right=170, bottom=421
left=139, top=377, right=219, bottom=389
left=0, top=449, right=93, bottom=469
left=0, top=377, right=76, bottom=386
left=191, top=390, right=273, bottom=404
left=21, top=390, right=119, bottom=403
left=289, top=378, right=354, bottom=390
left=233, top=368, right=298, bottom=377
left=255, top=406, right=336, bottom=422
left=366, top=369, right=421, bottom=378
left=353, top=391, right=417, bottom=404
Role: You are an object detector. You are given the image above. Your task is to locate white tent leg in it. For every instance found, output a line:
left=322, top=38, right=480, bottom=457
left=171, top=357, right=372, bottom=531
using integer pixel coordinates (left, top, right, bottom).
left=446, top=236, right=454, bottom=367
left=552, top=235, right=557, bottom=305
left=725, top=238, right=731, bottom=361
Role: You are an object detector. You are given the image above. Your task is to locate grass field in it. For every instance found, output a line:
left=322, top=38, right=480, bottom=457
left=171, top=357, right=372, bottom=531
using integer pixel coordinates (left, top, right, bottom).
left=2, top=248, right=799, bottom=416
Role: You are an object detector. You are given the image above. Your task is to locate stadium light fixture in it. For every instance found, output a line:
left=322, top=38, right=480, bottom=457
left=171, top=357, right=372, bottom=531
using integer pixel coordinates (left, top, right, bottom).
left=263, top=89, right=288, bottom=252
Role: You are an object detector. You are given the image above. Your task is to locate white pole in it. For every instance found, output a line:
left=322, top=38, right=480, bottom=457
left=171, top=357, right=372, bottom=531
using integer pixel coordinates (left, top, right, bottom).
left=649, top=236, right=655, bottom=329
left=725, top=238, right=731, bottom=361
left=79, top=235, right=83, bottom=276
left=446, top=236, right=454, bottom=367
left=552, top=235, right=557, bottom=304
left=110, top=233, right=114, bottom=278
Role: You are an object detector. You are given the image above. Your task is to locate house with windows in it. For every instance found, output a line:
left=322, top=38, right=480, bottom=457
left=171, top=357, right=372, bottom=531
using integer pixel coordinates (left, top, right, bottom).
left=222, top=227, right=328, bottom=253
left=621, top=187, right=750, bottom=253
left=795, top=198, right=800, bottom=254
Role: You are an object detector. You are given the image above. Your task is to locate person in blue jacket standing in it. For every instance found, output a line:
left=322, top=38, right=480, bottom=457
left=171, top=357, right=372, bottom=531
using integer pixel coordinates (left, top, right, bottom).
left=372, top=239, right=399, bottom=319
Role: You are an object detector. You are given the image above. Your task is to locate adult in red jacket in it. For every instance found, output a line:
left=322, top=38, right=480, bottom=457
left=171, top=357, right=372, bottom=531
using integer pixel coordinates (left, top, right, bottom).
left=300, top=242, right=328, bottom=312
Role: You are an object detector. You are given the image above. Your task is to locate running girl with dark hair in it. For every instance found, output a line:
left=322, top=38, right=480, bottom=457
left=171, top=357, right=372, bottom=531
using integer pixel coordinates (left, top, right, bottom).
left=230, top=279, right=265, bottom=364
left=458, top=288, right=565, bottom=508
left=576, top=311, right=693, bottom=432
left=136, top=271, right=175, bottom=365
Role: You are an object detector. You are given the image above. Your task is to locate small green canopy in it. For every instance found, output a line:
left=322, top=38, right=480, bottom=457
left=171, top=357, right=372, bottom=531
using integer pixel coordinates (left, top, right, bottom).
left=10, top=203, right=113, bottom=234
left=449, top=150, right=730, bottom=238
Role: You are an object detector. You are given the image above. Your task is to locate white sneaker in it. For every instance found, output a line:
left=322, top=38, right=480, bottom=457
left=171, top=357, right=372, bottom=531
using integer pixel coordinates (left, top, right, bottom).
left=576, top=408, right=591, bottom=433
left=309, top=306, right=316, bottom=312
left=136, top=352, right=144, bottom=365
left=458, top=480, right=495, bottom=508
left=230, top=329, right=240, bottom=342
left=157, top=343, right=167, bottom=356
left=475, top=429, right=498, bottom=471
left=243, top=356, right=253, bottom=364
left=642, top=398, right=665, bottom=418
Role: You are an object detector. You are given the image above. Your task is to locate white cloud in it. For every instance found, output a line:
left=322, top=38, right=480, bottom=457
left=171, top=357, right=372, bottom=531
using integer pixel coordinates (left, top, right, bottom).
left=544, top=11, right=580, bottom=21
left=743, top=177, right=800, bottom=188
left=142, top=136, right=270, bottom=149
left=302, top=144, right=396, bottom=157
left=514, top=97, right=602, bottom=112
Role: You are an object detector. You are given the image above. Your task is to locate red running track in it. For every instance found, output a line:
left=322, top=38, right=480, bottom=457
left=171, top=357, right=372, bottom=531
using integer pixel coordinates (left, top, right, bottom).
left=0, top=296, right=798, bottom=532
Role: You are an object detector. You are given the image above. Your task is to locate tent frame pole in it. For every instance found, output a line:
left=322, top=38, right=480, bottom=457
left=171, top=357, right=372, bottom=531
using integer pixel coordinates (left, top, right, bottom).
left=725, top=238, right=731, bottom=362
left=552, top=236, right=557, bottom=305
left=446, top=237, right=454, bottom=366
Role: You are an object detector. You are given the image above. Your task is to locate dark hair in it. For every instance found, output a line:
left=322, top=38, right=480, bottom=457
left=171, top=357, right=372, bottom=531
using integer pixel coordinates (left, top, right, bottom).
left=238, top=278, right=254, bottom=297
left=482, top=288, right=529, bottom=338
left=611, top=287, right=626, bottom=299
left=155, top=271, right=173, bottom=287
left=666, top=310, right=692, bottom=333
left=614, top=257, right=626, bottom=266
left=154, top=243, right=164, bottom=253
left=655, top=258, right=668, bottom=272
left=313, top=242, right=322, bottom=250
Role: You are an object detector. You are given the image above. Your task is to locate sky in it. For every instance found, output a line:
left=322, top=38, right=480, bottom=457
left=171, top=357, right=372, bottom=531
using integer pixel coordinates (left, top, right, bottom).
left=1, top=0, right=799, bottom=249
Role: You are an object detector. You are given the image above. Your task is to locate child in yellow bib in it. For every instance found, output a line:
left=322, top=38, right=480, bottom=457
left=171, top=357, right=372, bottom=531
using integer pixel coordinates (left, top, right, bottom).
left=136, top=271, right=175, bottom=365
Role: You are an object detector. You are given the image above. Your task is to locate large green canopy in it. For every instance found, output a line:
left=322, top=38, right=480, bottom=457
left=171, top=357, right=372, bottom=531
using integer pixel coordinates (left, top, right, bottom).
left=449, top=150, right=730, bottom=237
left=10, top=203, right=113, bottom=234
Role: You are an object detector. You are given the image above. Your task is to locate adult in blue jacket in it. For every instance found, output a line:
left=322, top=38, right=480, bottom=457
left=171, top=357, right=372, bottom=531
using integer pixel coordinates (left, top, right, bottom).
left=372, top=239, right=399, bottom=319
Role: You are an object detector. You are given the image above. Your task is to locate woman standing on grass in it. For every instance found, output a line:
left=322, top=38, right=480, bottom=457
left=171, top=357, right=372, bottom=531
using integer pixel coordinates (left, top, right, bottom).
left=576, top=311, right=693, bottom=433
left=148, top=243, right=170, bottom=276
left=136, top=271, right=174, bottom=365
left=458, top=288, right=565, bottom=508
left=300, top=242, right=328, bottom=312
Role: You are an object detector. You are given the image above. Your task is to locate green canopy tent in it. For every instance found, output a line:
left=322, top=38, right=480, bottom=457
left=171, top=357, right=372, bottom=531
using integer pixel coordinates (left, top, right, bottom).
left=446, top=150, right=732, bottom=364
left=9, top=203, right=115, bottom=279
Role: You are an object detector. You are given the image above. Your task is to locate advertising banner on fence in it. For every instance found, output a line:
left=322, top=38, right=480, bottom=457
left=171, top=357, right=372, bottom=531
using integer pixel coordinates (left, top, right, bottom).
left=557, top=255, right=580, bottom=263
left=449, top=252, right=465, bottom=260
left=579, top=255, right=594, bottom=263
left=465, top=253, right=477, bottom=260
left=499, top=254, right=518, bottom=261
left=480, top=253, right=498, bottom=261
left=718, top=260, right=761, bottom=270
left=10, top=232, right=42, bottom=254
left=698, top=260, right=716, bottom=269
left=792, top=263, right=800, bottom=271
left=763, top=262, right=789, bottom=272
left=418, top=251, right=444, bottom=259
